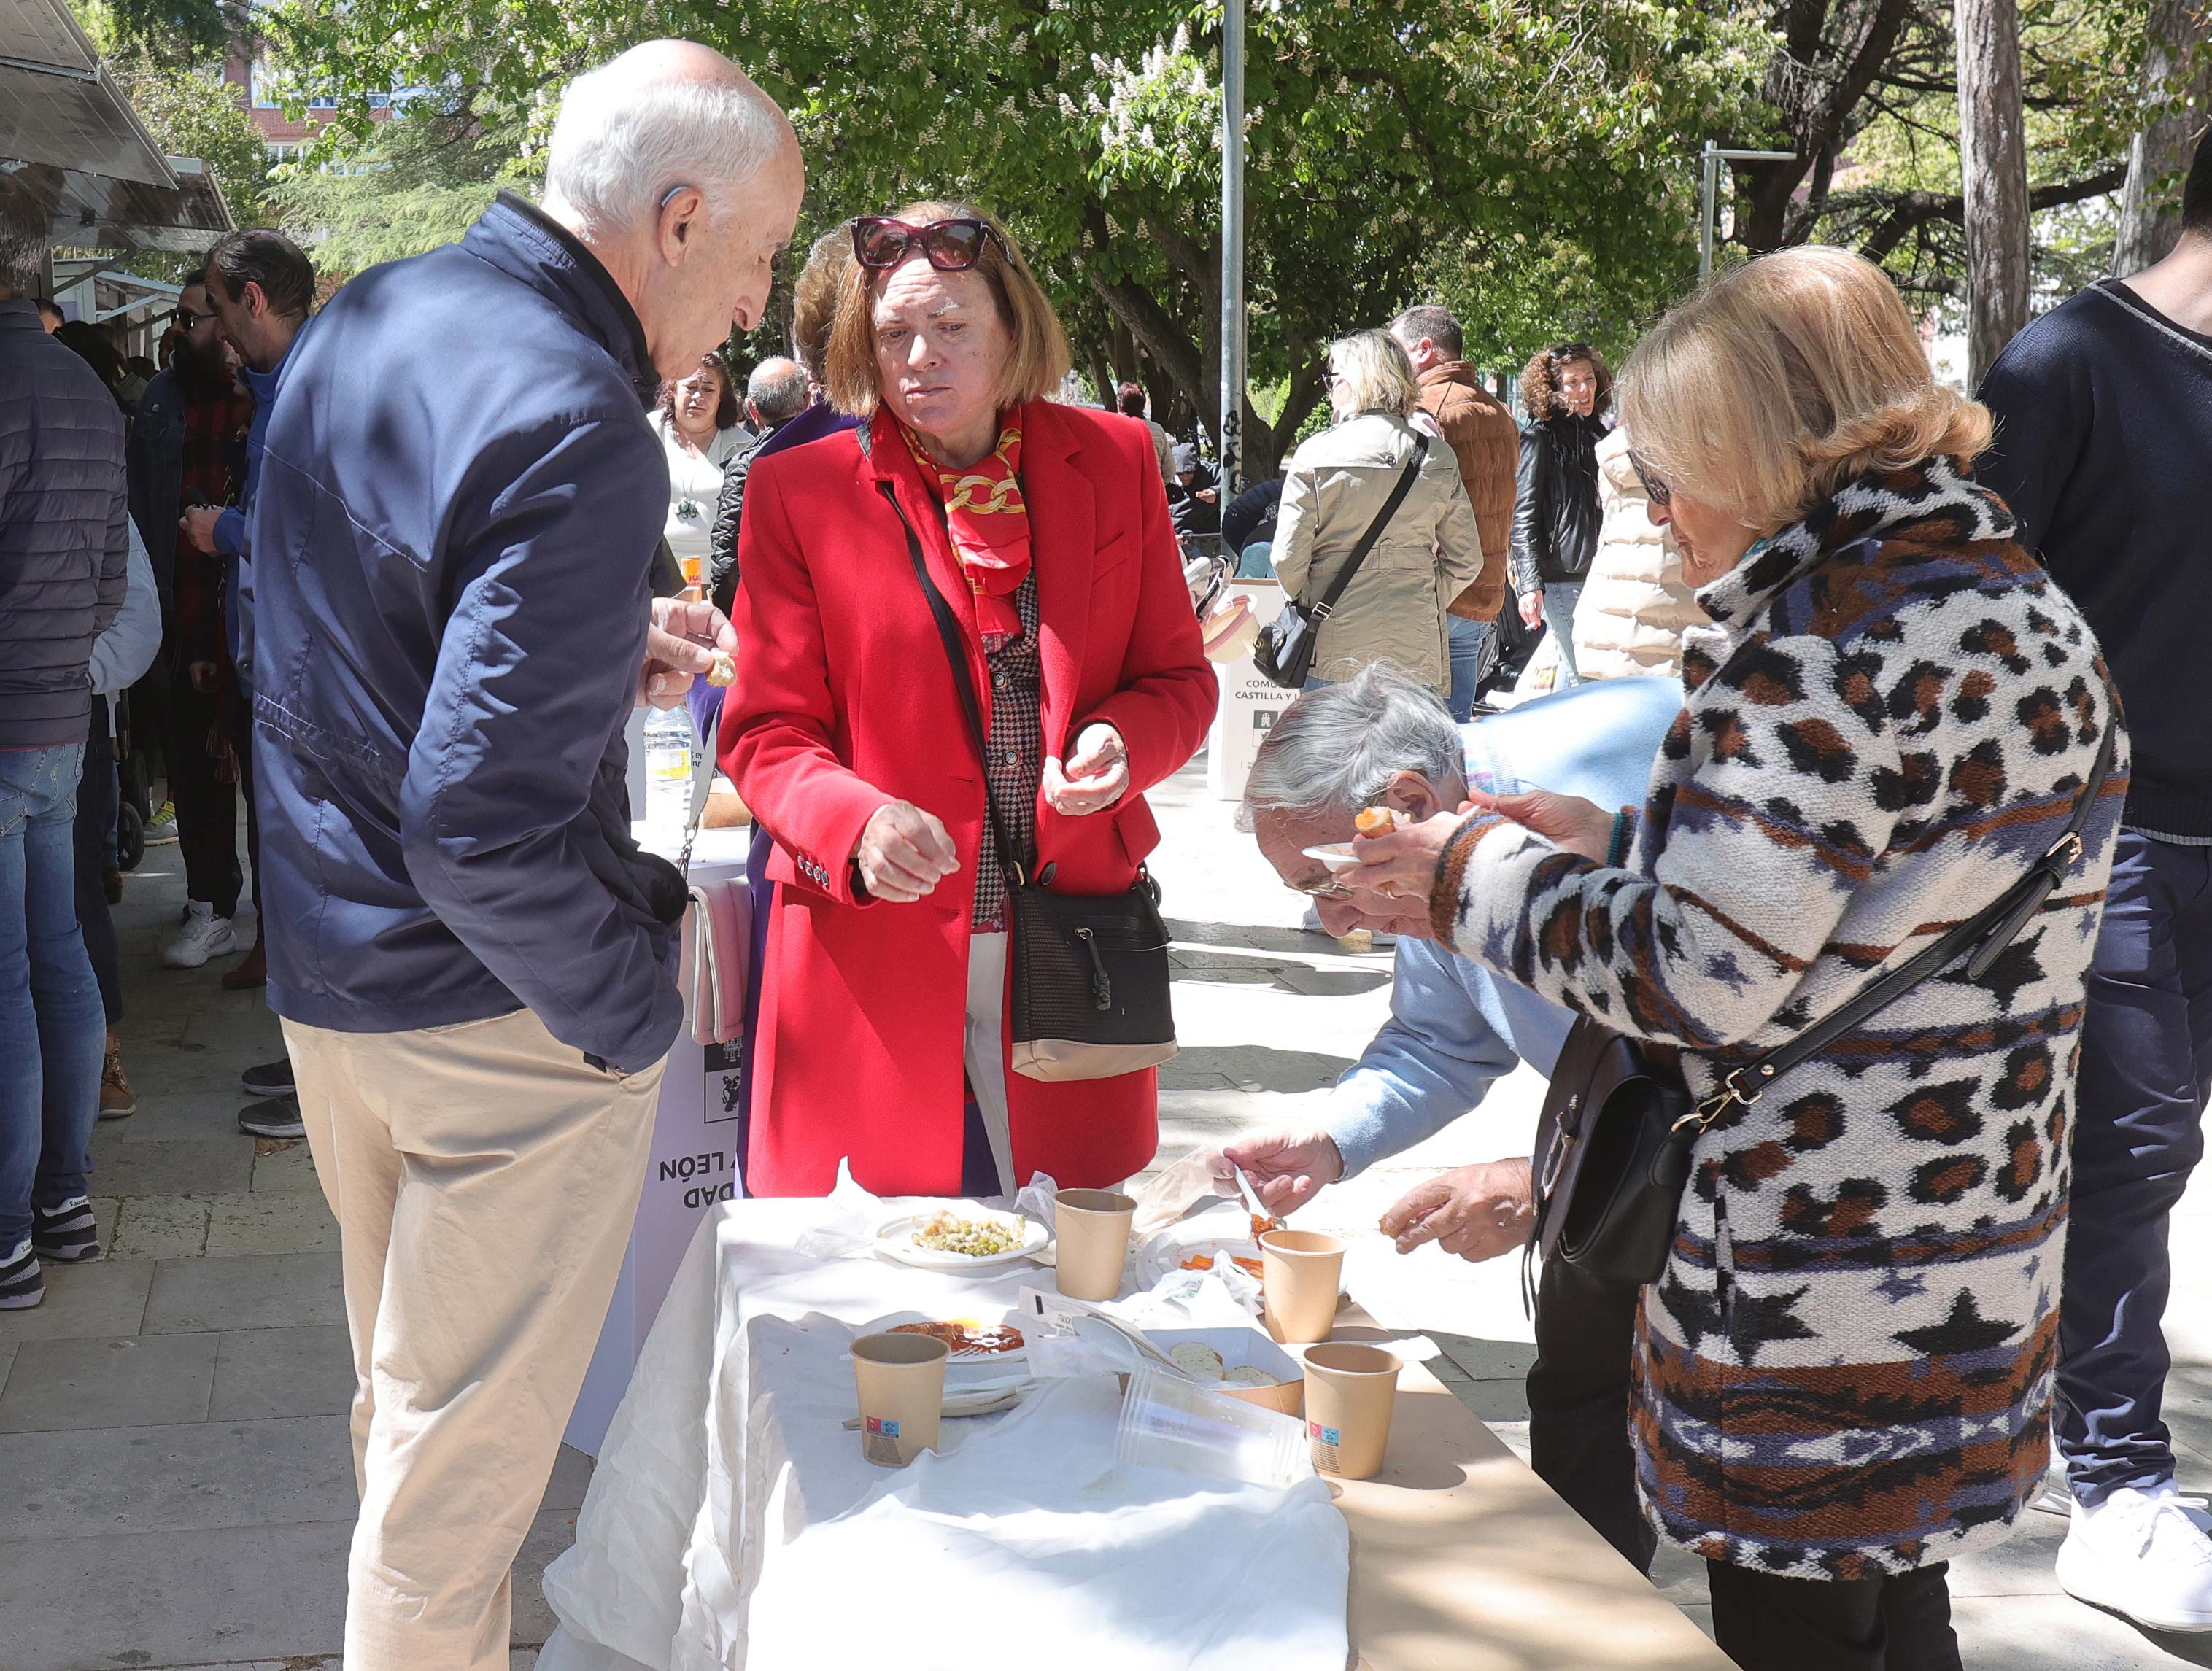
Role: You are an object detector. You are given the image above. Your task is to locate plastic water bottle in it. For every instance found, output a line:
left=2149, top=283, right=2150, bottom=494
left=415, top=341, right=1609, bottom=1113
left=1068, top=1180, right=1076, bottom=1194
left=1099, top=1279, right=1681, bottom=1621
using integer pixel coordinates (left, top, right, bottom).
left=643, top=705, right=697, bottom=840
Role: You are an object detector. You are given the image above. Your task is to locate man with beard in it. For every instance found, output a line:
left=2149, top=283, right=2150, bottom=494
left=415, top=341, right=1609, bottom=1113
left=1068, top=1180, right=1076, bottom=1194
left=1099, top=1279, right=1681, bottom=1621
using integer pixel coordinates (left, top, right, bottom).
left=126, top=271, right=252, bottom=975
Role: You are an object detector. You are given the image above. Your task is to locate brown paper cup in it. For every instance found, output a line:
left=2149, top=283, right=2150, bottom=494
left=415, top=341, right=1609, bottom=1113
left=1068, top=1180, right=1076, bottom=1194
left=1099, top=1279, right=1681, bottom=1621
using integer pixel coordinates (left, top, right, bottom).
left=1260, top=1229, right=1346, bottom=1344
left=852, top=1332, right=949, bottom=1468
left=1054, top=1188, right=1137, bottom=1302
left=1301, top=1342, right=1401, bottom=1479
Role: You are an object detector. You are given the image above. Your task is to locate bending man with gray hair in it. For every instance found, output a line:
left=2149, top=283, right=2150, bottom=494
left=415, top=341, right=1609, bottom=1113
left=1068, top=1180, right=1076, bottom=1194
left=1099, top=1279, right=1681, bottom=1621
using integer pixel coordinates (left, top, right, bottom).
left=247, top=41, right=802, bottom=1670
left=1221, top=662, right=1682, bottom=1570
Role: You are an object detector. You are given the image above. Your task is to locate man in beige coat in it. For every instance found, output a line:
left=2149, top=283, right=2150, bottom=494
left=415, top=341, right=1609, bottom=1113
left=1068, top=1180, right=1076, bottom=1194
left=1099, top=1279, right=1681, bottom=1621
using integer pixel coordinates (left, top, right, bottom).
left=1391, top=306, right=1517, bottom=718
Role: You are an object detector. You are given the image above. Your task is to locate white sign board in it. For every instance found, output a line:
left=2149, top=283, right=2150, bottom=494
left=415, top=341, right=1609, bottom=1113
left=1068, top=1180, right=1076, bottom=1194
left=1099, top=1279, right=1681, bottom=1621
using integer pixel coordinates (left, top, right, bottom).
left=1206, top=581, right=1299, bottom=802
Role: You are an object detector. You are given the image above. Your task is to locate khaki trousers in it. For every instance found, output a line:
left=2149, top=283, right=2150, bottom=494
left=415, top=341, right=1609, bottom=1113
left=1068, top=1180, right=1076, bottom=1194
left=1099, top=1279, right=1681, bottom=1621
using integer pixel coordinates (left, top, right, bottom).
left=284, top=1009, right=665, bottom=1671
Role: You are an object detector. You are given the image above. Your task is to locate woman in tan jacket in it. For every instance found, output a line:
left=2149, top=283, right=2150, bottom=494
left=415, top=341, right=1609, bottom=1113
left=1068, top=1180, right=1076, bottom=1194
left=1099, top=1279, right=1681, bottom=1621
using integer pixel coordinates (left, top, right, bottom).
left=1570, top=427, right=1707, bottom=678
left=1273, top=330, right=1485, bottom=693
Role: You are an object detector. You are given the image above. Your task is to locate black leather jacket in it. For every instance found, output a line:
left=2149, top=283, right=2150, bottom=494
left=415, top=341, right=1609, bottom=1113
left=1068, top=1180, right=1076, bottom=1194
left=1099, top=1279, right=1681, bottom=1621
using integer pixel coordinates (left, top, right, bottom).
left=1509, top=413, right=1606, bottom=592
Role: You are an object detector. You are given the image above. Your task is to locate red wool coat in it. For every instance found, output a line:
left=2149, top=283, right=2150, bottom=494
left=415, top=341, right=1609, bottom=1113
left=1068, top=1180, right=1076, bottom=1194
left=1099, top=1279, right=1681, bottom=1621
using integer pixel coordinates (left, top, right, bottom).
left=721, top=401, right=1217, bottom=1198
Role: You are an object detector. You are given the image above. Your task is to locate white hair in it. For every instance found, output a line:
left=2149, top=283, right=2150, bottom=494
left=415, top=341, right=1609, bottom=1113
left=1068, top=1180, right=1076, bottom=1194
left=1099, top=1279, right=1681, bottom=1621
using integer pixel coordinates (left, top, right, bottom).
left=1237, top=663, right=1464, bottom=829
left=1329, top=329, right=1420, bottom=421
left=544, top=53, right=786, bottom=238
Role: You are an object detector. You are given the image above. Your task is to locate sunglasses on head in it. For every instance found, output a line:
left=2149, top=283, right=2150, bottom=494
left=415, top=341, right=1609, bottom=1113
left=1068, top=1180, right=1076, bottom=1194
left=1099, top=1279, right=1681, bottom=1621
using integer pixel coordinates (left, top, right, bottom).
left=850, top=216, right=1008, bottom=273
left=1627, top=449, right=1673, bottom=509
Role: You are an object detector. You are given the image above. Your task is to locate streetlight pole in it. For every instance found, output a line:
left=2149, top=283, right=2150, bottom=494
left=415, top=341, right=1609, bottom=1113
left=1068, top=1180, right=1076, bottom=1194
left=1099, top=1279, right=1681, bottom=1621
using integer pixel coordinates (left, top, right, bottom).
left=1219, top=0, right=1246, bottom=498
left=1698, top=141, right=1796, bottom=284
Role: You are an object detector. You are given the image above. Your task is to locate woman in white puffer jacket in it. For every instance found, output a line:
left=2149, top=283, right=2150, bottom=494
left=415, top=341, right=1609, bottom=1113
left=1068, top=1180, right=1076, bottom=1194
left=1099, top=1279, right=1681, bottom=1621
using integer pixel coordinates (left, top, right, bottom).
left=1570, top=427, right=1706, bottom=678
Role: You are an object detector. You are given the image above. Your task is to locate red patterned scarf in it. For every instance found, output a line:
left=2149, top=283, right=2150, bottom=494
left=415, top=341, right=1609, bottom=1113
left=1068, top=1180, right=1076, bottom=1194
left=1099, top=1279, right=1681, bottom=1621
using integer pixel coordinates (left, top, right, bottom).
left=900, top=416, right=1031, bottom=638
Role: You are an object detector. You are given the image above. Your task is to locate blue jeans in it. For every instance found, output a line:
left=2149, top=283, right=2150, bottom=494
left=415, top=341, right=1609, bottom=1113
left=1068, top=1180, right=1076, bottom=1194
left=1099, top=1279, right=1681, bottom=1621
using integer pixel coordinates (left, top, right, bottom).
left=2057, top=831, right=2212, bottom=1504
left=1447, top=618, right=1494, bottom=722
left=0, top=743, right=105, bottom=1255
left=1542, top=581, right=1586, bottom=687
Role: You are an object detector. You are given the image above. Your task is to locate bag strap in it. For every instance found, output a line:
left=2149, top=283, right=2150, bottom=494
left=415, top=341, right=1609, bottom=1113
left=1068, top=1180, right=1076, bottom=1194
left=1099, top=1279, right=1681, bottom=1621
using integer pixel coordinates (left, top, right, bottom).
left=1304, top=433, right=1430, bottom=622
left=876, top=479, right=1026, bottom=885
left=1690, top=713, right=2118, bottom=1132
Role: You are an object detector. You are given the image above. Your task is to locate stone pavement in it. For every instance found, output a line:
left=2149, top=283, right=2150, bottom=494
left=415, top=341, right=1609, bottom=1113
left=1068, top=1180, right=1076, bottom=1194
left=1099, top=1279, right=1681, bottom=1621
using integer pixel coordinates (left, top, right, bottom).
left=7, top=754, right=2212, bottom=1669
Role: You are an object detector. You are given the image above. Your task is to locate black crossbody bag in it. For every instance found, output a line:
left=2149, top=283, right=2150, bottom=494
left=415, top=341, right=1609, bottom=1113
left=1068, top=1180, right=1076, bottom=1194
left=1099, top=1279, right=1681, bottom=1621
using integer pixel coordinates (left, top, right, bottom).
left=881, top=482, right=1178, bottom=1083
left=1523, top=719, right=2116, bottom=1304
left=1254, top=434, right=1429, bottom=689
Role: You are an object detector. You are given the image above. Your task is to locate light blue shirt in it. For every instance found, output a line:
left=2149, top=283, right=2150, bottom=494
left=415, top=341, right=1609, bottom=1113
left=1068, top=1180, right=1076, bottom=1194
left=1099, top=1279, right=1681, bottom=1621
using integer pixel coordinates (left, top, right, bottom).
left=1324, top=675, right=1686, bottom=1177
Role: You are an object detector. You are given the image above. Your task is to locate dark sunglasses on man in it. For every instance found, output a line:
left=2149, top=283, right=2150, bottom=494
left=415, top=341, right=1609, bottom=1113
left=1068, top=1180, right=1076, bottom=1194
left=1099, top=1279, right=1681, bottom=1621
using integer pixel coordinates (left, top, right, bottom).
left=850, top=216, right=1008, bottom=274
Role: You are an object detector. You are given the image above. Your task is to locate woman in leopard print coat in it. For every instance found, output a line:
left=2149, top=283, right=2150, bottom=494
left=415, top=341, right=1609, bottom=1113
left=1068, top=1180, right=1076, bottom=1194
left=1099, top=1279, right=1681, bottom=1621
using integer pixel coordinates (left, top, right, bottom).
left=1348, top=249, right=2127, bottom=1667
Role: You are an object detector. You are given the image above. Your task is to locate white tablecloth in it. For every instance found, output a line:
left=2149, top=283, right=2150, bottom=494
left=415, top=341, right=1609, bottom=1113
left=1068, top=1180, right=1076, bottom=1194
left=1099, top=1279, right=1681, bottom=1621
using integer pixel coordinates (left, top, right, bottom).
left=538, top=1198, right=1349, bottom=1671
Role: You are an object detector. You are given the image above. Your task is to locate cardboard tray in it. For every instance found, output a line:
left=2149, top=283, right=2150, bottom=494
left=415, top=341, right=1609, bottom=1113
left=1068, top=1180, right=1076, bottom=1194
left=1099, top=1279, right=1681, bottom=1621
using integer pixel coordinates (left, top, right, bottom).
left=1146, top=1325, right=1304, bottom=1416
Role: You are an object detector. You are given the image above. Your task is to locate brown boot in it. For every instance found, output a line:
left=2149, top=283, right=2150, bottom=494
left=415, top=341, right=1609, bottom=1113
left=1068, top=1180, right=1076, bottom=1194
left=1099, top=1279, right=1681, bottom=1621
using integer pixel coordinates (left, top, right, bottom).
left=100, top=1031, right=136, bottom=1120
left=220, top=934, right=268, bottom=991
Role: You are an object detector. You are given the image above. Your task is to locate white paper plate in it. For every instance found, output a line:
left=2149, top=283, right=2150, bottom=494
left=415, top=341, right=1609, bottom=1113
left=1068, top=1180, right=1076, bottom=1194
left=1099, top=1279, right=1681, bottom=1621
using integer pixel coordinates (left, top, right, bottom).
left=873, top=1210, right=1050, bottom=1271
left=1300, top=842, right=1360, bottom=871
left=867, top=1309, right=1032, bottom=1365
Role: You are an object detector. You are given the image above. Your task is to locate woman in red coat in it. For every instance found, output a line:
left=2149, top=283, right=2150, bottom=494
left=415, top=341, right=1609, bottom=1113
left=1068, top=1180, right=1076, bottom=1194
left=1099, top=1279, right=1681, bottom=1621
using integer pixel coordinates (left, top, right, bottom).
left=721, top=202, right=1215, bottom=1198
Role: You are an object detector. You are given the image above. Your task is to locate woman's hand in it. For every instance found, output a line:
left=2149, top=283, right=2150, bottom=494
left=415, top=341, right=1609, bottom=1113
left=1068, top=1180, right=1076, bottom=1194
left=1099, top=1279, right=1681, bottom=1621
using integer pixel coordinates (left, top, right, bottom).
left=1469, top=788, right=1614, bottom=863
left=1043, top=722, right=1129, bottom=817
left=853, top=800, right=958, bottom=903
left=1517, top=590, right=1545, bottom=629
left=1339, top=807, right=1471, bottom=933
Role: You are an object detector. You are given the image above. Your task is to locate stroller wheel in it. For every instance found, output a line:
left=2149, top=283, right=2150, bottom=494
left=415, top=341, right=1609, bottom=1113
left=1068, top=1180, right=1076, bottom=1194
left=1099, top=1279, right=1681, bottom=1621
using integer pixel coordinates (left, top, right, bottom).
left=117, top=799, right=145, bottom=872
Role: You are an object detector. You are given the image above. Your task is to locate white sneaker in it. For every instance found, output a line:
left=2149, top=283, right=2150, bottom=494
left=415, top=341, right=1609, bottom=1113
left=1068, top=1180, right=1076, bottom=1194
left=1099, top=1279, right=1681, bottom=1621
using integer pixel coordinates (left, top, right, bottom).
left=2057, top=1480, right=2212, bottom=1631
left=163, top=901, right=237, bottom=969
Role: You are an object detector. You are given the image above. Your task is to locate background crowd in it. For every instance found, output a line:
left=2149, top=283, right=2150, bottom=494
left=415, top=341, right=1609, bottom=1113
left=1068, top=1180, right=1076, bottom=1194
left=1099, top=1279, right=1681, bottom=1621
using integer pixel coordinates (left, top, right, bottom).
left=3, top=34, right=2210, bottom=1671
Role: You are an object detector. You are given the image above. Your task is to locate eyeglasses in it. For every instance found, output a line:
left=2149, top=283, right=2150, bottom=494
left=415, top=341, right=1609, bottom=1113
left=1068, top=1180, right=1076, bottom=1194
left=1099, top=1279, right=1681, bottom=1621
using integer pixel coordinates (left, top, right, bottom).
left=169, top=306, right=217, bottom=330
left=1627, top=449, right=1672, bottom=509
left=850, top=216, right=1008, bottom=273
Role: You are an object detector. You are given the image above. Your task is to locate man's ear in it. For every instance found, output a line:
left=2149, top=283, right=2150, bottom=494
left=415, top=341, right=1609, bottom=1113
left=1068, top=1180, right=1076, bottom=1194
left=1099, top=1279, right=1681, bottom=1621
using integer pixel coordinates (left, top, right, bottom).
left=658, top=186, right=706, bottom=263
left=1380, top=771, right=1442, bottom=821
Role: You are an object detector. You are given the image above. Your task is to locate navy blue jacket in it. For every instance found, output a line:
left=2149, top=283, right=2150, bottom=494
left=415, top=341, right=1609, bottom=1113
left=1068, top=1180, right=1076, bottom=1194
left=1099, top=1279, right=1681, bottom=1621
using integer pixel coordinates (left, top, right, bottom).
left=0, top=298, right=128, bottom=749
left=250, top=193, right=684, bottom=1071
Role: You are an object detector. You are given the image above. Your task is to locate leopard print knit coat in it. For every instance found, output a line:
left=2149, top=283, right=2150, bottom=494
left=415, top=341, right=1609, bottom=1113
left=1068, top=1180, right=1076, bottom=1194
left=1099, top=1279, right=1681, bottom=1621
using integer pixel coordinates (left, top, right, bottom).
left=1433, top=456, right=2128, bottom=1579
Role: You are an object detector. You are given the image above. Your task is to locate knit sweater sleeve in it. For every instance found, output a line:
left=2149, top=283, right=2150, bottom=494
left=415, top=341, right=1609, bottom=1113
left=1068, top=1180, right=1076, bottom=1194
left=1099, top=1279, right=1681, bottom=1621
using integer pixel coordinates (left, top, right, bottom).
left=1431, top=630, right=1907, bottom=1051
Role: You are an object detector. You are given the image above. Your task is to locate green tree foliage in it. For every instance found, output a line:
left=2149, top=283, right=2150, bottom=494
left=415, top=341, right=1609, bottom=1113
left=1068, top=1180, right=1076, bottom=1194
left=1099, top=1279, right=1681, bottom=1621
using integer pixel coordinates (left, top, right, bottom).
left=270, top=104, right=541, bottom=277
left=259, top=0, right=1765, bottom=471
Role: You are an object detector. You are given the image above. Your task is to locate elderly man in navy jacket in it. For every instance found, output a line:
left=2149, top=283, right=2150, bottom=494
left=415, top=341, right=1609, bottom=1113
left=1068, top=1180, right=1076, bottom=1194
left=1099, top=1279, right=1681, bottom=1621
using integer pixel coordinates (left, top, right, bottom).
left=247, top=42, right=800, bottom=1670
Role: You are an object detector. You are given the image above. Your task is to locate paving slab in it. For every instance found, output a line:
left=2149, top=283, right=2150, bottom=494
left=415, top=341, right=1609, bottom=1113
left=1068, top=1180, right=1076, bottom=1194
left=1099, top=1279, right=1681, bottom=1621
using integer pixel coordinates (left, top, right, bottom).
left=0, top=1516, right=352, bottom=1670
left=0, top=1413, right=352, bottom=1538
left=209, top=1324, right=355, bottom=1421
left=109, top=1194, right=214, bottom=1260
left=0, top=1257, right=153, bottom=1344
left=249, top=1138, right=324, bottom=1195
left=84, top=1135, right=253, bottom=1198
left=0, top=1338, right=14, bottom=1392
left=513, top=1505, right=585, bottom=1648
left=82, top=1195, right=121, bottom=1252
left=143, top=1252, right=345, bottom=1334
left=1949, top=1589, right=2212, bottom=1670
left=542, top=1443, right=593, bottom=1513
left=204, top=1187, right=340, bottom=1257
left=0, top=1332, right=217, bottom=1434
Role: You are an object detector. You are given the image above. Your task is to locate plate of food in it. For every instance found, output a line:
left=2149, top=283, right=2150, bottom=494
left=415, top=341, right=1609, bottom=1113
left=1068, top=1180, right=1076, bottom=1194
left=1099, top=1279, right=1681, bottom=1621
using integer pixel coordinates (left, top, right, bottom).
left=886, top=1316, right=1029, bottom=1362
left=874, top=1207, right=1049, bottom=1271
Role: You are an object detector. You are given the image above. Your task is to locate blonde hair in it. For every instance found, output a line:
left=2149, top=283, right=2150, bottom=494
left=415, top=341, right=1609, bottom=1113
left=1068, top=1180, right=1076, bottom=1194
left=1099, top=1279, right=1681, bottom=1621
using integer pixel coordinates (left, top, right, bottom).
left=1329, top=328, right=1420, bottom=420
left=1617, top=246, right=1992, bottom=535
left=789, top=225, right=851, bottom=381
left=823, top=201, right=1072, bottom=418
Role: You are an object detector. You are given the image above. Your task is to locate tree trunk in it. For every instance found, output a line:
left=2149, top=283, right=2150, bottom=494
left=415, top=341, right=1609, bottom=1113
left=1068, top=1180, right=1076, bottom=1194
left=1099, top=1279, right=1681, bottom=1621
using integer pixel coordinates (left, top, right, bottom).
left=1955, top=0, right=2033, bottom=383
left=2115, top=0, right=2212, bottom=274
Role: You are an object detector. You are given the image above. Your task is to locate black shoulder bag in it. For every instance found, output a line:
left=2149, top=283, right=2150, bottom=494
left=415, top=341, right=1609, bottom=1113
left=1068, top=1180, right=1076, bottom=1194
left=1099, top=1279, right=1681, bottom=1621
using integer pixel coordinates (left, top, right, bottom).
left=1254, top=434, right=1429, bottom=689
left=1524, top=718, right=2116, bottom=1303
left=880, top=482, right=1178, bottom=1084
